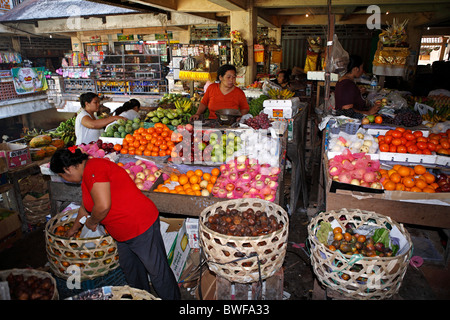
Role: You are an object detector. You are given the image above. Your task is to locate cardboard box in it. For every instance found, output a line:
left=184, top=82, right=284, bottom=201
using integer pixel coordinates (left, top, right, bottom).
left=263, top=97, right=301, bottom=119
left=160, top=217, right=190, bottom=281
left=185, top=218, right=199, bottom=249
left=0, top=209, right=22, bottom=251
left=0, top=143, right=31, bottom=170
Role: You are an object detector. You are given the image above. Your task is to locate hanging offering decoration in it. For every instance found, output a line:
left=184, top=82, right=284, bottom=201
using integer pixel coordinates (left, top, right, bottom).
left=304, top=36, right=323, bottom=73
left=373, top=19, right=410, bottom=76
left=231, top=30, right=247, bottom=67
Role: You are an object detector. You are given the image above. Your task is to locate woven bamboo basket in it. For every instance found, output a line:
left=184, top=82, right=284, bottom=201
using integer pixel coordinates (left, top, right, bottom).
left=199, top=199, right=289, bottom=284
left=308, top=208, right=413, bottom=300
left=45, top=209, right=120, bottom=281
left=67, top=285, right=161, bottom=300
left=0, top=268, right=59, bottom=300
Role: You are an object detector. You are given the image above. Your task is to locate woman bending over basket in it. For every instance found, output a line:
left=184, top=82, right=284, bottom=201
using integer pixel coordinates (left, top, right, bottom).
left=50, top=148, right=180, bottom=300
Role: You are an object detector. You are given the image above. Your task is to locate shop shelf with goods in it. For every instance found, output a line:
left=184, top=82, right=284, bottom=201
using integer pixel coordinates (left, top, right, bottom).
left=87, top=41, right=169, bottom=95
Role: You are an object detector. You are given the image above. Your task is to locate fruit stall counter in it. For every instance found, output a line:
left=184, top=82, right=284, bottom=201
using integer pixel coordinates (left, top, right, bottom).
left=47, top=129, right=289, bottom=218
left=321, top=126, right=450, bottom=230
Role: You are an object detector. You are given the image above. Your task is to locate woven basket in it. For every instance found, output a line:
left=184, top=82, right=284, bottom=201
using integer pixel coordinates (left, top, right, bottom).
left=308, top=208, right=413, bottom=300
left=199, top=199, right=289, bottom=284
left=0, top=268, right=59, bottom=300
left=67, top=285, right=161, bottom=300
left=45, top=209, right=120, bottom=281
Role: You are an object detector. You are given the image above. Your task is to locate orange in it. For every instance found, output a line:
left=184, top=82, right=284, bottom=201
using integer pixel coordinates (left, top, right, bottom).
left=194, top=169, right=203, bottom=177
left=189, top=175, right=199, bottom=184
left=170, top=174, right=179, bottom=182
left=135, top=150, right=143, bottom=156
left=191, top=183, right=201, bottom=191
left=186, top=170, right=195, bottom=178
left=383, top=181, right=396, bottom=191
left=430, top=182, right=439, bottom=190
left=202, top=172, right=211, bottom=182
left=397, top=166, right=411, bottom=177
left=144, top=150, right=152, bottom=156
left=423, top=172, right=435, bottom=184
left=422, top=187, right=435, bottom=193
left=120, top=148, right=128, bottom=154
left=392, top=164, right=402, bottom=171
left=210, top=175, right=217, bottom=184
left=175, top=185, right=184, bottom=193
left=113, top=144, right=122, bottom=151
left=387, top=169, right=397, bottom=177
left=178, top=174, right=188, bottom=185
left=211, top=168, right=220, bottom=176
left=206, top=183, right=214, bottom=193
left=414, top=179, right=427, bottom=190
left=182, top=183, right=192, bottom=190
left=402, top=177, right=415, bottom=188
left=159, top=186, right=170, bottom=193
left=395, top=183, right=405, bottom=191
left=410, top=186, right=422, bottom=192
left=413, top=165, right=426, bottom=175
left=117, top=162, right=124, bottom=167
left=390, top=172, right=402, bottom=183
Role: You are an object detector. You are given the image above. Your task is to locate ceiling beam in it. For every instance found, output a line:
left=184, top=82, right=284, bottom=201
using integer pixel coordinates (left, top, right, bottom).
left=207, top=0, right=247, bottom=11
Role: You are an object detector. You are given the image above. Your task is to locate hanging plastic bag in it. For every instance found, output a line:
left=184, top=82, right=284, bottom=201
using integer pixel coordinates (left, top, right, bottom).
left=328, top=34, right=349, bottom=76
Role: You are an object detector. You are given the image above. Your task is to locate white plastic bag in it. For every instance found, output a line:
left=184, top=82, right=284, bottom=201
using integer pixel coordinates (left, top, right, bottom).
left=328, top=34, right=349, bottom=76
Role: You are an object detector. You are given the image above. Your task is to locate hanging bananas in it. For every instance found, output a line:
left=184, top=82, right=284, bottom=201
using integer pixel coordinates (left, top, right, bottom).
left=174, top=98, right=193, bottom=113
left=267, top=88, right=295, bottom=100
left=422, top=105, right=450, bottom=123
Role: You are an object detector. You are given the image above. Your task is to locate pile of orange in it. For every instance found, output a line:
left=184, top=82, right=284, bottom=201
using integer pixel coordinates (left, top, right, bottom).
left=378, top=127, right=450, bottom=155
left=154, top=168, right=220, bottom=196
left=113, top=123, right=180, bottom=157
left=379, top=164, right=438, bottom=193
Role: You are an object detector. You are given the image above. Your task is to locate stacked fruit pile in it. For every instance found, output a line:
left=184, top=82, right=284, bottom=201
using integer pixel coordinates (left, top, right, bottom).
left=379, top=164, right=439, bottom=193
left=378, top=127, right=449, bottom=155
left=116, top=123, right=177, bottom=157
left=154, top=168, right=219, bottom=196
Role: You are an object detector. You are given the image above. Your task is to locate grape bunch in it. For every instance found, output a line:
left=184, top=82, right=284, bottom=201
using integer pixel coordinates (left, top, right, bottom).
left=244, top=112, right=272, bottom=129
left=393, top=108, right=422, bottom=127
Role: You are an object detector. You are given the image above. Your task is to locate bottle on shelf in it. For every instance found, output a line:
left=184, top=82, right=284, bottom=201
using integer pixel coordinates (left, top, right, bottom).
left=370, top=75, right=378, bottom=91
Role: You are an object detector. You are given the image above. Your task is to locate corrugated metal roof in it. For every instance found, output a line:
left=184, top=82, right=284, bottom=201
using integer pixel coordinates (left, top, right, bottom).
left=0, top=0, right=137, bottom=22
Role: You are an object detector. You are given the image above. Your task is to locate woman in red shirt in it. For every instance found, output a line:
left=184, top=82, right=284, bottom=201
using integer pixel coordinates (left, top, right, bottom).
left=190, top=64, right=249, bottom=121
left=50, top=148, right=180, bottom=300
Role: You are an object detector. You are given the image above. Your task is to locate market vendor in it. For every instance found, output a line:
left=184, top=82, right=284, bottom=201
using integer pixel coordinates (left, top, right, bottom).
left=49, top=148, right=181, bottom=300
left=189, top=64, right=249, bottom=121
left=274, top=69, right=291, bottom=89
left=334, top=55, right=381, bottom=119
left=113, top=98, right=141, bottom=120
left=75, top=92, right=126, bottom=145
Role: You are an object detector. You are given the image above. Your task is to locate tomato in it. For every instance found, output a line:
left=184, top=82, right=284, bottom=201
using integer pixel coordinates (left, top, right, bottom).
left=397, top=145, right=407, bottom=153
left=386, top=130, right=394, bottom=136
left=384, top=135, right=393, bottom=144
left=416, top=136, right=428, bottom=143
left=404, top=133, right=415, bottom=141
left=391, top=138, right=402, bottom=146
left=427, top=142, right=436, bottom=151
left=407, top=144, right=418, bottom=154
left=392, top=130, right=403, bottom=138
left=422, top=149, right=432, bottom=155
left=378, top=135, right=385, bottom=143
left=405, top=140, right=416, bottom=147
left=380, top=143, right=390, bottom=152
left=401, top=137, right=407, bottom=145
left=413, top=131, right=423, bottom=138
left=375, top=116, right=383, bottom=124
left=417, top=141, right=427, bottom=150
left=389, top=145, right=397, bottom=152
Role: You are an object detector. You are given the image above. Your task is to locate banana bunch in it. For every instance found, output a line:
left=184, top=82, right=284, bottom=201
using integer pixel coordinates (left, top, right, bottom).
left=55, top=116, right=76, bottom=146
left=267, top=88, right=295, bottom=100
left=174, top=98, right=193, bottom=113
left=422, top=106, right=450, bottom=123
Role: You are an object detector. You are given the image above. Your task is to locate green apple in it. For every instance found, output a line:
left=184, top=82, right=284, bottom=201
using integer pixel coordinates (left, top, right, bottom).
left=367, top=115, right=375, bottom=123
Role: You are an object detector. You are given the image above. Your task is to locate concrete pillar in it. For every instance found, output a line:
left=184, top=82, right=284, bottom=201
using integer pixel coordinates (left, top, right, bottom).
left=230, top=8, right=257, bottom=86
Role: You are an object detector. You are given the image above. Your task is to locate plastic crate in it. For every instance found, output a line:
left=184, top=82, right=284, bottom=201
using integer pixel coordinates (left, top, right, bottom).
left=54, top=266, right=127, bottom=299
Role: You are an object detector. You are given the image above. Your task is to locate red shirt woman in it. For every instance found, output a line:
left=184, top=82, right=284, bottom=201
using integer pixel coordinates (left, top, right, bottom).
left=50, top=149, right=180, bottom=300
left=81, top=158, right=157, bottom=241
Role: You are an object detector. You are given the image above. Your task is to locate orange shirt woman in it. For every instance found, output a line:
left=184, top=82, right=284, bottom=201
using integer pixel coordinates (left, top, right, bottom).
left=190, top=64, right=249, bottom=121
